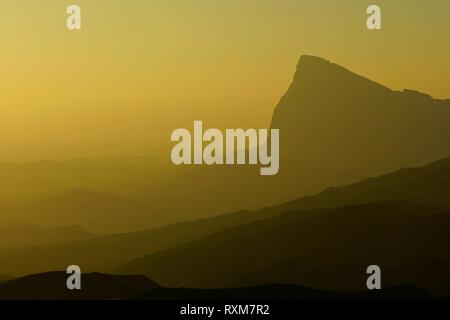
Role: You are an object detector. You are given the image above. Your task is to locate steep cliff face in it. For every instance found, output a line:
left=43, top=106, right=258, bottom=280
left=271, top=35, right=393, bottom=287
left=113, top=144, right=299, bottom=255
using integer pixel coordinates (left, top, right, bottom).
left=270, top=55, right=450, bottom=196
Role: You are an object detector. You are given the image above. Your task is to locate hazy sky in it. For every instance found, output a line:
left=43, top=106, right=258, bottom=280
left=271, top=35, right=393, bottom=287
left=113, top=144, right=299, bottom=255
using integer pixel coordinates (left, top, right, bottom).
left=1, top=0, right=449, bottom=161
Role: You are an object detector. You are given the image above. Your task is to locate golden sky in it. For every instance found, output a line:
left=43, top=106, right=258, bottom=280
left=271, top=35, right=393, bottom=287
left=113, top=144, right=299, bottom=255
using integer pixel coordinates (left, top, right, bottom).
left=1, top=0, right=449, bottom=161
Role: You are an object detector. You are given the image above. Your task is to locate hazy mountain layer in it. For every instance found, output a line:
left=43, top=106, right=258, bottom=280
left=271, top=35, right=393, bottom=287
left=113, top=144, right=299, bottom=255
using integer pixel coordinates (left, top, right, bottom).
left=274, top=156, right=450, bottom=212
left=0, top=156, right=174, bottom=202
left=2, top=155, right=450, bottom=282
left=0, top=209, right=278, bottom=277
left=0, top=224, right=96, bottom=250
left=0, top=189, right=153, bottom=234
left=3, top=56, right=450, bottom=232
left=119, top=202, right=450, bottom=295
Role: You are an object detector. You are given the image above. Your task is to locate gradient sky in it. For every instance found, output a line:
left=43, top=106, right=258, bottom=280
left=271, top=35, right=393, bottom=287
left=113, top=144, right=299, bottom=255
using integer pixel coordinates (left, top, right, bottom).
left=1, top=0, right=449, bottom=160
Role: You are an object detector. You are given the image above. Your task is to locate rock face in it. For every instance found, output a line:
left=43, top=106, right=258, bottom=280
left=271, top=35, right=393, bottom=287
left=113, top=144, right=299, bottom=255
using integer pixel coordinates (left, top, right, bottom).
left=270, top=55, right=450, bottom=197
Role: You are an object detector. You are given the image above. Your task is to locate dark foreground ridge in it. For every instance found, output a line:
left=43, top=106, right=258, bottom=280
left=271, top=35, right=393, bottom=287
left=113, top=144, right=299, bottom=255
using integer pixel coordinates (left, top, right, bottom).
left=0, top=271, right=159, bottom=300
left=0, top=271, right=434, bottom=300
left=135, top=283, right=432, bottom=300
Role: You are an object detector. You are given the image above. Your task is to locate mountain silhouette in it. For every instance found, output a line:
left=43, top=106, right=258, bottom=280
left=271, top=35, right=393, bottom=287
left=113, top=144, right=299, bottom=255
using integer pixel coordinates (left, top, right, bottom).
left=0, top=167, right=273, bottom=233
left=2, top=156, right=450, bottom=285
left=0, top=273, right=429, bottom=300
left=0, top=208, right=277, bottom=277
left=2, top=55, right=450, bottom=232
left=271, top=55, right=450, bottom=198
left=0, top=156, right=172, bottom=203
left=0, top=224, right=96, bottom=250
left=273, top=156, right=450, bottom=212
left=0, top=189, right=157, bottom=234
left=1, top=54, right=450, bottom=298
left=128, top=55, right=450, bottom=219
left=136, top=283, right=430, bottom=300
left=0, top=271, right=159, bottom=300
left=119, top=201, right=450, bottom=296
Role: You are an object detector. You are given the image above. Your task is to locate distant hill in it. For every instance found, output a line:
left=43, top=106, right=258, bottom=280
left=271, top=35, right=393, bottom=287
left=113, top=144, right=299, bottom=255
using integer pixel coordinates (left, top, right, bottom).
left=136, top=283, right=430, bottom=300
left=119, top=201, right=450, bottom=296
left=2, top=156, right=450, bottom=279
left=0, top=274, right=10, bottom=283
left=0, top=189, right=156, bottom=234
left=0, top=156, right=174, bottom=202
left=3, top=56, right=450, bottom=231
left=128, top=55, right=450, bottom=220
left=0, top=224, right=96, bottom=250
left=0, top=271, right=159, bottom=300
left=0, top=208, right=278, bottom=277
left=273, top=156, right=450, bottom=212
left=270, top=55, right=450, bottom=199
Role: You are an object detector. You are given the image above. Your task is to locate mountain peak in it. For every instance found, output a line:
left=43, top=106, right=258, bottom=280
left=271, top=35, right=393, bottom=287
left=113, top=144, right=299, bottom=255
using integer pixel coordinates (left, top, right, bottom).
left=295, top=55, right=333, bottom=75
left=297, top=55, right=358, bottom=74
left=297, top=55, right=331, bottom=67
left=270, top=54, right=450, bottom=197
left=292, top=55, right=377, bottom=89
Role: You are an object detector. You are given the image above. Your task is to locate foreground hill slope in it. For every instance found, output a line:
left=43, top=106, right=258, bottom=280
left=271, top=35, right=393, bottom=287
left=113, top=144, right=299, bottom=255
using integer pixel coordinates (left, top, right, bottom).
left=120, top=202, right=450, bottom=295
left=275, top=156, right=450, bottom=212
left=0, top=273, right=430, bottom=300
left=0, top=209, right=278, bottom=277
left=136, top=283, right=430, bottom=300
left=0, top=271, right=159, bottom=300
left=1, top=156, right=450, bottom=279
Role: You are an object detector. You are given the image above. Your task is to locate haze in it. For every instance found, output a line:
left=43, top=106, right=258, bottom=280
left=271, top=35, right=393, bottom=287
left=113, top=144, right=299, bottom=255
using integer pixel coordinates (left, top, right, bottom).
left=1, top=0, right=449, bottom=161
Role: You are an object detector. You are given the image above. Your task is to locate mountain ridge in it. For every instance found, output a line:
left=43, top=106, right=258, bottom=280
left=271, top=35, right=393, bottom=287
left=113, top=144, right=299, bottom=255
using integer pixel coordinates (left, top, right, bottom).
left=119, top=201, right=450, bottom=295
left=270, top=55, right=450, bottom=198
left=0, top=271, right=159, bottom=300
left=136, top=283, right=431, bottom=300
left=0, top=272, right=431, bottom=300
left=1, top=155, right=450, bottom=279
left=0, top=224, right=96, bottom=250
left=273, top=155, right=450, bottom=212
left=2, top=55, right=450, bottom=231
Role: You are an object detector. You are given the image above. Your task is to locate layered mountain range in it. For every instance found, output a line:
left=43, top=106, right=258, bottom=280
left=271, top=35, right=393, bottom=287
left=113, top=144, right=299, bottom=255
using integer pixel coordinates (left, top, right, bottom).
left=2, top=56, right=450, bottom=233
left=1, top=156, right=450, bottom=295
left=1, top=56, right=450, bottom=298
